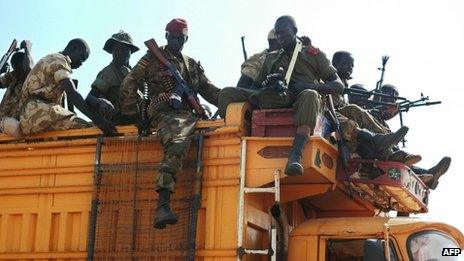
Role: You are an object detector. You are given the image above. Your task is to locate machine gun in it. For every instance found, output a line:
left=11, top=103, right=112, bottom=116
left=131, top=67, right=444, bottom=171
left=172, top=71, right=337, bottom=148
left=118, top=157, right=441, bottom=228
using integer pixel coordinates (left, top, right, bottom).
left=144, top=38, right=208, bottom=120
left=374, top=55, right=389, bottom=92
left=0, top=40, right=18, bottom=73
left=397, top=93, right=441, bottom=147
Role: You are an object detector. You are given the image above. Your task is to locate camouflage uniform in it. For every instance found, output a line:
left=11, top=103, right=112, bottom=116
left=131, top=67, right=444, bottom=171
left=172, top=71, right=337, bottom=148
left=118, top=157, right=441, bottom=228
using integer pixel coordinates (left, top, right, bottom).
left=218, top=46, right=336, bottom=130
left=120, top=46, right=219, bottom=192
left=91, top=62, right=135, bottom=125
left=336, top=104, right=390, bottom=152
left=19, top=53, right=92, bottom=135
left=0, top=72, right=23, bottom=119
left=241, top=49, right=268, bottom=82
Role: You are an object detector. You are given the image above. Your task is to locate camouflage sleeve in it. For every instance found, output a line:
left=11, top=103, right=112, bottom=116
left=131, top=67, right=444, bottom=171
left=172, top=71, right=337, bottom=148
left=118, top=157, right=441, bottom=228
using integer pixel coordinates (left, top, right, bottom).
left=120, top=53, right=150, bottom=116
left=195, top=60, right=220, bottom=106
left=91, top=71, right=109, bottom=93
left=47, top=56, right=72, bottom=83
left=0, top=72, right=14, bottom=88
left=313, top=50, right=337, bottom=82
left=241, top=50, right=266, bottom=82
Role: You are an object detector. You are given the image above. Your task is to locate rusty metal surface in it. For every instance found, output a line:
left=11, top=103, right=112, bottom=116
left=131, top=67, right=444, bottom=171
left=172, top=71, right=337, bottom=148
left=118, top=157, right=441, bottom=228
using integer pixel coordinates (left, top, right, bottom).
left=89, top=136, right=196, bottom=260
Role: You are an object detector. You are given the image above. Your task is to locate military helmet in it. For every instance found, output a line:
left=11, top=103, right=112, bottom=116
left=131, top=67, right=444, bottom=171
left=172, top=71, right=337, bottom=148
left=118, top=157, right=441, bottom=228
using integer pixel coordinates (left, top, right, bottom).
left=380, top=84, right=399, bottom=96
left=374, top=84, right=399, bottom=103
left=103, top=30, right=139, bottom=54
left=267, top=29, right=277, bottom=40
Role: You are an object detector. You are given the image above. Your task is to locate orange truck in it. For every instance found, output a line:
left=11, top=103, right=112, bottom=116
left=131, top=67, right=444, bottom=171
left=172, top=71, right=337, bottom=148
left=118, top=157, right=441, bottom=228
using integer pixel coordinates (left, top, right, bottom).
left=0, top=103, right=462, bottom=260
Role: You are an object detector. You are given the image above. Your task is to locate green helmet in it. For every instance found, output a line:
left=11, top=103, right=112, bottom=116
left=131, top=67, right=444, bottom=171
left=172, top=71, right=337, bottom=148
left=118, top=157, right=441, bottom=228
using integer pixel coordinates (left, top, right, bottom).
left=103, top=30, right=139, bottom=54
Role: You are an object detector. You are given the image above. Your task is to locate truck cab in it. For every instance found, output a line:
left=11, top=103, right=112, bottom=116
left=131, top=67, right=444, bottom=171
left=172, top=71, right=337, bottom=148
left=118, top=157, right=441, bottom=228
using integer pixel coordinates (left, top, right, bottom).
left=289, top=217, right=463, bottom=260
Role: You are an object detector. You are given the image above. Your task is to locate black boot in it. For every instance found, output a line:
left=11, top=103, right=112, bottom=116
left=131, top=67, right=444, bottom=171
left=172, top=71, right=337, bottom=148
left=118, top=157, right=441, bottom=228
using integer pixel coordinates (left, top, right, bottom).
left=154, top=189, right=178, bottom=229
left=357, top=126, right=409, bottom=160
left=425, top=157, right=451, bottom=190
left=285, top=134, right=308, bottom=176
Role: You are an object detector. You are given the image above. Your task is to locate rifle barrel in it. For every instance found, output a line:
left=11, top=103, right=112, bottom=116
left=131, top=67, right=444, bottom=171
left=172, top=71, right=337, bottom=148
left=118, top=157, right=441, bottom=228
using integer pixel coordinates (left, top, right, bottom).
left=347, top=87, right=407, bottom=101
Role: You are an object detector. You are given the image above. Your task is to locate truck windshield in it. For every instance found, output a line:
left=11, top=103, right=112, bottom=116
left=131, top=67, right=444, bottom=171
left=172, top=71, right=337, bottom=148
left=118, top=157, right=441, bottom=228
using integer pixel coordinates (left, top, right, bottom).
left=408, top=230, right=463, bottom=261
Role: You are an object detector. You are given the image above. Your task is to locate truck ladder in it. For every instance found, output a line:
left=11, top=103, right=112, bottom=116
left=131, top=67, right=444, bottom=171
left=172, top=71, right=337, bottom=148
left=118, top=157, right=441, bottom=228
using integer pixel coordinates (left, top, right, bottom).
left=237, top=139, right=280, bottom=261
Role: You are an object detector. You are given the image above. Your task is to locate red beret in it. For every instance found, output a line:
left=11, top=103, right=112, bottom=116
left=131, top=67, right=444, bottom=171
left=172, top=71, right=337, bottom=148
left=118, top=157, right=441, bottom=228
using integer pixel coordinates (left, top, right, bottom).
left=165, top=18, right=188, bottom=37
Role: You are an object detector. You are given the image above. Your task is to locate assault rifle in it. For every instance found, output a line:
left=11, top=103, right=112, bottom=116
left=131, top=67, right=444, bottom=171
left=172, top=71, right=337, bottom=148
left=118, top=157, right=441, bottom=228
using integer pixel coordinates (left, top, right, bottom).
left=0, top=40, right=18, bottom=73
left=326, top=94, right=353, bottom=197
left=144, top=38, right=208, bottom=120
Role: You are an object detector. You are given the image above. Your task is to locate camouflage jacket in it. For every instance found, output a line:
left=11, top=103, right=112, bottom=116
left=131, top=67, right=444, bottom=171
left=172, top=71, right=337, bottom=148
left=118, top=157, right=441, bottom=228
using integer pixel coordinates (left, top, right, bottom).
left=20, top=53, right=72, bottom=106
left=241, top=49, right=268, bottom=82
left=0, top=72, right=24, bottom=118
left=120, top=46, right=219, bottom=118
left=91, top=62, right=135, bottom=124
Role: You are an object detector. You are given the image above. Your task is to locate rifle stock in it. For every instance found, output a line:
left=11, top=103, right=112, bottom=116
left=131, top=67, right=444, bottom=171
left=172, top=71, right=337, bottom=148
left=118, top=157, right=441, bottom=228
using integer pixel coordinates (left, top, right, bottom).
left=144, top=38, right=208, bottom=119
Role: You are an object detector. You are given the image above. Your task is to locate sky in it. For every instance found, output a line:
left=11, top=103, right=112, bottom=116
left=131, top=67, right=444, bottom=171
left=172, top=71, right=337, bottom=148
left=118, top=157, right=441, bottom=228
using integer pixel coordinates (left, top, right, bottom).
left=1, top=0, right=463, bottom=235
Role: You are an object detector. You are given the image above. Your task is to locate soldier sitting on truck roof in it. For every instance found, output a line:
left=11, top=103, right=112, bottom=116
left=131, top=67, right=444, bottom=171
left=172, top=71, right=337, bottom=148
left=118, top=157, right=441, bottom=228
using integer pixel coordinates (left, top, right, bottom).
left=120, top=18, right=220, bottom=229
left=368, top=84, right=451, bottom=189
left=86, top=31, right=141, bottom=125
left=18, top=39, right=116, bottom=136
left=237, top=30, right=311, bottom=89
left=218, top=15, right=408, bottom=176
left=0, top=40, right=33, bottom=138
left=331, top=51, right=422, bottom=164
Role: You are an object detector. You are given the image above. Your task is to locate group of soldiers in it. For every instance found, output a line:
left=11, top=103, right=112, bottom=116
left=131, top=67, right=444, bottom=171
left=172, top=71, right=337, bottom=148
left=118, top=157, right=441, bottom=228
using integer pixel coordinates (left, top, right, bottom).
left=0, top=16, right=451, bottom=230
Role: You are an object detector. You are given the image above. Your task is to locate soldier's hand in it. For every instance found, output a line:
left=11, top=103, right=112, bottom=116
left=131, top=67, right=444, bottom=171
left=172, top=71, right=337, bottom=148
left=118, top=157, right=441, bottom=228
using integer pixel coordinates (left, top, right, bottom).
left=299, top=36, right=311, bottom=46
left=0, top=63, right=9, bottom=74
left=97, top=98, right=115, bottom=120
left=95, top=118, right=117, bottom=136
left=20, top=40, right=32, bottom=51
left=325, top=82, right=345, bottom=94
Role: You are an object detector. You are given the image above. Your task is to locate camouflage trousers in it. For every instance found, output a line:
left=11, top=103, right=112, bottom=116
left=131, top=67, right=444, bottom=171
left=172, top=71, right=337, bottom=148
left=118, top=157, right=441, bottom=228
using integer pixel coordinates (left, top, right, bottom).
left=218, top=87, right=322, bottom=130
left=152, top=109, right=197, bottom=192
left=19, top=99, right=92, bottom=135
left=336, top=104, right=390, bottom=152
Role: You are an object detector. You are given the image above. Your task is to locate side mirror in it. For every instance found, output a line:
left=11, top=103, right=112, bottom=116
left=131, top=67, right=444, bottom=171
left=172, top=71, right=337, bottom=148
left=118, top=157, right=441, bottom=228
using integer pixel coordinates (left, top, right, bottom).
left=363, top=239, right=386, bottom=261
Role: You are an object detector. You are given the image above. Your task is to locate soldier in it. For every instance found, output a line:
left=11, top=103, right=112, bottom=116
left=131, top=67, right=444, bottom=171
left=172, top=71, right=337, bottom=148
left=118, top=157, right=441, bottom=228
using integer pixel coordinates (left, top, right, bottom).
left=218, top=15, right=407, bottom=176
left=237, top=29, right=280, bottom=88
left=347, top=83, right=370, bottom=109
left=237, top=31, right=311, bottom=89
left=19, top=39, right=116, bottom=136
left=120, top=18, right=220, bottom=229
left=332, top=51, right=353, bottom=88
left=86, top=31, right=140, bottom=125
left=0, top=40, right=33, bottom=138
left=331, top=51, right=355, bottom=108
left=370, top=84, right=451, bottom=189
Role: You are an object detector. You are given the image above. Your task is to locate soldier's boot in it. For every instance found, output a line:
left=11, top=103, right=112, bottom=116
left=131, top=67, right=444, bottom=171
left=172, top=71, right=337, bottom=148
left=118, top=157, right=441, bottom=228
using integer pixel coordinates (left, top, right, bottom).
left=285, top=133, right=309, bottom=176
left=154, top=189, right=178, bottom=229
left=410, top=166, right=434, bottom=184
left=357, top=126, right=409, bottom=160
left=388, top=149, right=422, bottom=166
left=412, top=157, right=451, bottom=190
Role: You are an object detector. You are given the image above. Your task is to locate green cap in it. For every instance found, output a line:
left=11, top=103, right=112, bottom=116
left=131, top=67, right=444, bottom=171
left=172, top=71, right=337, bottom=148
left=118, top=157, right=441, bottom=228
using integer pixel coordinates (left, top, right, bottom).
left=103, top=30, right=139, bottom=54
